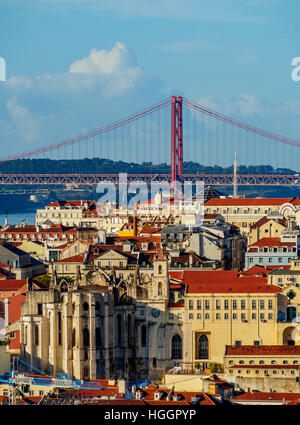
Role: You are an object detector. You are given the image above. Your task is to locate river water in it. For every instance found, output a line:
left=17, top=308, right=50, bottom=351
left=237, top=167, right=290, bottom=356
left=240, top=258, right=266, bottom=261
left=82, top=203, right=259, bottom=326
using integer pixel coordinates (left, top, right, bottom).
left=0, top=212, right=36, bottom=227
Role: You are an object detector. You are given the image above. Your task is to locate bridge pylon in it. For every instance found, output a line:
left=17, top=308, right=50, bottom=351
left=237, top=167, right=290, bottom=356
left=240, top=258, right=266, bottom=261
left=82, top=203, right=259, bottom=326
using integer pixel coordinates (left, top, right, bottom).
left=171, top=96, right=183, bottom=184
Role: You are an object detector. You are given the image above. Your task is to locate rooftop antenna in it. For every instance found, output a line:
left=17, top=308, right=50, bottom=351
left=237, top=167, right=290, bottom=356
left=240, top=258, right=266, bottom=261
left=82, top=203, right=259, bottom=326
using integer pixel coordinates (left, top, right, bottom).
left=233, top=152, right=238, bottom=199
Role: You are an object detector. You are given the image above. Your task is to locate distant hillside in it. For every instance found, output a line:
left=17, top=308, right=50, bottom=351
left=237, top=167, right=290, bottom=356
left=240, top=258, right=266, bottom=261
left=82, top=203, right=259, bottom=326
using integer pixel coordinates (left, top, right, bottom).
left=0, top=158, right=296, bottom=175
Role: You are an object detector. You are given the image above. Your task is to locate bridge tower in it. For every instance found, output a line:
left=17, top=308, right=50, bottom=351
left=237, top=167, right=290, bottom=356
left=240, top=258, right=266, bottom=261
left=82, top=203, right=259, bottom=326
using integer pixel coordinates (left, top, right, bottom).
left=171, top=96, right=183, bottom=184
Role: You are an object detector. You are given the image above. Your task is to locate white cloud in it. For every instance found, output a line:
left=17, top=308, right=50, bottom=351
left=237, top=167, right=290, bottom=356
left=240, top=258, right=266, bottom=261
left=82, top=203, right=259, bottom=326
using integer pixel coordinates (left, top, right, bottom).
left=0, top=42, right=164, bottom=155
left=235, top=93, right=262, bottom=117
left=69, top=42, right=138, bottom=75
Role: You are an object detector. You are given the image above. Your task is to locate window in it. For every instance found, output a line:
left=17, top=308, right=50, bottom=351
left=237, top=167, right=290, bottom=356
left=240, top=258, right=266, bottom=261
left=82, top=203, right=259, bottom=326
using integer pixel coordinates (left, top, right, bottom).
left=283, top=360, right=288, bottom=364
left=35, top=325, right=39, bottom=346
left=241, top=313, right=246, bottom=320
left=117, top=315, right=122, bottom=345
left=241, top=300, right=245, bottom=310
left=127, top=315, right=132, bottom=347
left=268, top=258, right=273, bottom=264
left=198, top=335, right=209, bottom=359
left=119, top=273, right=124, bottom=280
left=268, top=300, right=273, bottom=309
left=83, top=328, right=89, bottom=347
left=233, top=313, right=237, bottom=320
left=239, top=360, right=244, bottom=364
left=189, top=300, right=194, bottom=310
left=197, top=313, right=202, bottom=320
left=271, top=360, right=276, bottom=364
left=216, top=313, right=221, bottom=320
left=233, top=300, right=237, bottom=310
left=158, top=282, right=163, bottom=296
left=38, top=304, right=43, bottom=315
left=216, top=300, right=221, bottom=310
left=268, top=313, right=273, bottom=320
left=119, top=261, right=124, bottom=267
left=249, top=258, right=253, bottom=264
left=254, top=340, right=260, bottom=346
left=98, top=261, right=102, bottom=267
left=141, top=325, right=147, bottom=347
left=83, top=302, right=89, bottom=312
left=278, top=258, right=282, bottom=263
left=249, top=360, right=255, bottom=364
left=171, top=335, right=182, bottom=360
left=259, top=258, right=263, bottom=264
left=205, top=300, right=210, bottom=310
left=197, top=300, right=201, bottom=310
left=252, top=300, right=256, bottom=309
left=260, top=313, right=265, bottom=320
left=235, top=341, right=241, bottom=346
left=224, top=300, right=229, bottom=310
left=224, top=313, right=229, bottom=320
left=229, top=360, right=234, bottom=365
left=252, top=313, right=257, bottom=320
left=58, top=312, right=62, bottom=345
left=189, top=313, right=194, bottom=320
left=259, top=360, right=264, bottom=364
left=260, top=300, right=265, bottom=309
left=205, top=313, right=210, bottom=320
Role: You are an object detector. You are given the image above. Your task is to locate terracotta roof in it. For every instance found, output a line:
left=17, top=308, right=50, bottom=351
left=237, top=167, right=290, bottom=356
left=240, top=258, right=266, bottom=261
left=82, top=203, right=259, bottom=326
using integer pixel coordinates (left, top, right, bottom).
left=231, top=365, right=299, bottom=369
left=205, top=198, right=299, bottom=206
left=226, top=345, right=300, bottom=355
left=251, top=216, right=286, bottom=229
left=233, top=392, right=300, bottom=402
left=248, top=237, right=296, bottom=248
left=0, top=279, right=27, bottom=291
left=240, top=265, right=275, bottom=276
left=167, top=302, right=185, bottom=308
left=55, top=254, right=85, bottom=263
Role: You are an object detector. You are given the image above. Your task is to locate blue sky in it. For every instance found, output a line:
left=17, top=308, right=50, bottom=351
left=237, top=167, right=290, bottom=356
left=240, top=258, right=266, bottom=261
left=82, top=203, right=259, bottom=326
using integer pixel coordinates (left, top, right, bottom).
left=0, top=0, right=300, bottom=168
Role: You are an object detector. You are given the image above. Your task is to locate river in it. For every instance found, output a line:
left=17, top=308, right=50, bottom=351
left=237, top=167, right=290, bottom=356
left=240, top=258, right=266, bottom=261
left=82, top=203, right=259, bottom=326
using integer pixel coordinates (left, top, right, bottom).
left=0, top=212, right=36, bottom=227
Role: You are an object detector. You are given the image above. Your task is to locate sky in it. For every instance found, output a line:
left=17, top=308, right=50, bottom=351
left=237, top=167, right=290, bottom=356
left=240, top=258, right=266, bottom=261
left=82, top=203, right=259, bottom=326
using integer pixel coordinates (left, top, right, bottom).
left=0, top=0, right=300, bottom=168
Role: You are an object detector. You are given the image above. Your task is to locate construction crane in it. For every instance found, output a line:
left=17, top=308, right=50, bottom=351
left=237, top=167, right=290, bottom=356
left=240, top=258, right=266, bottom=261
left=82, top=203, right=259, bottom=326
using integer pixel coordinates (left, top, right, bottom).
left=0, top=357, right=105, bottom=405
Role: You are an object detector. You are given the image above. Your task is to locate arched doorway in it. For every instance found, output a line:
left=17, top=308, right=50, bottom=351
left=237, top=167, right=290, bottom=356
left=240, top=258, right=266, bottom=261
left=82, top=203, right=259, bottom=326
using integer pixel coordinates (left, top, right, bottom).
left=197, top=334, right=209, bottom=359
left=283, top=326, right=296, bottom=345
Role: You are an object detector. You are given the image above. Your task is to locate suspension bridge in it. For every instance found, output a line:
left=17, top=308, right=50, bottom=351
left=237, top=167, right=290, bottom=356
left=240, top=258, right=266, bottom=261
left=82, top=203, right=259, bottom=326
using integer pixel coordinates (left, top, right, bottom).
left=1, top=96, right=300, bottom=186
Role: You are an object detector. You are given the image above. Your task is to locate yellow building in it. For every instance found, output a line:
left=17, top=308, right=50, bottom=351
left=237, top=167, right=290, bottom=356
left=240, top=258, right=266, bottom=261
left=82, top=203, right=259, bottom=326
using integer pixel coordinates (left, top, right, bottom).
left=175, top=270, right=297, bottom=369
left=248, top=216, right=287, bottom=245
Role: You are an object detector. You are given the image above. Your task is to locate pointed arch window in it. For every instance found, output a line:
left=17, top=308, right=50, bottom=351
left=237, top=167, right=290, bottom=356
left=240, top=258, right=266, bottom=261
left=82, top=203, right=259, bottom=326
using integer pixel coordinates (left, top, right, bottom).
left=171, top=335, right=182, bottom=359
left=198, top=334, right=209, bottom=359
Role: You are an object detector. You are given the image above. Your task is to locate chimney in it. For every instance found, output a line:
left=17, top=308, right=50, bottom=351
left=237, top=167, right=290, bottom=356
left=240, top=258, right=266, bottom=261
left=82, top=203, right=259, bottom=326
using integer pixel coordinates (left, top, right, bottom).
left=133, top=216, right=137, bottom=236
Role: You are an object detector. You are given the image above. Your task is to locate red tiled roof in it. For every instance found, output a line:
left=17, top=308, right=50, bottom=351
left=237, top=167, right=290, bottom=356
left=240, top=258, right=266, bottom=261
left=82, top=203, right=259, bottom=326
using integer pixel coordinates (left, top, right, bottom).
left=251, top=216, right=286, bottom=229
left=55, top=255, right=85, bottom=263
left=167, top=303, right=185, bottom=308
left=234, top=392, right=300, bottom=402
left=226, top=345, right=300, bottom=355
left=240, top=265, right=275, bottom=276
left=205, top=198, right=299, bottom=206
left=0, top=280, right=27, bottom=291
left=248, top=237, right=295, bottom=248
left=231, top=365, right=299, bottom=369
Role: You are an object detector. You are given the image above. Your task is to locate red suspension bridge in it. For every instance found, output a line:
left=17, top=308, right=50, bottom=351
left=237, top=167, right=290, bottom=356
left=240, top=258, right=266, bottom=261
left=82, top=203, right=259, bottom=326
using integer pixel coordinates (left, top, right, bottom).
left=1, top=96, right=300, bottom=186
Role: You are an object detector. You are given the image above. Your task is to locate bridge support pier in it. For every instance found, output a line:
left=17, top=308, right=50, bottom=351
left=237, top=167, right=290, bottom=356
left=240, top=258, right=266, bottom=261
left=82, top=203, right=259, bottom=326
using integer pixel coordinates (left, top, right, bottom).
left=171, top=96, right=183, bottom=185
